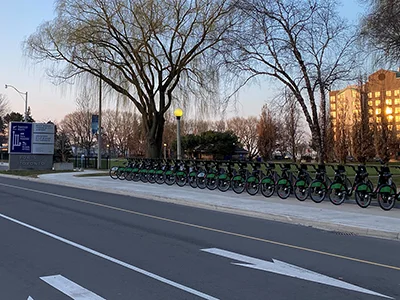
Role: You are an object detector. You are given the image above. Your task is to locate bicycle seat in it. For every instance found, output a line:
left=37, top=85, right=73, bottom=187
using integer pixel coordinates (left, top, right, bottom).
left=283, top=163, right=291, bottom=169
left=300, top=164, right=308, bottom=170
left=337, top=165, right=346, bottom=173
left=357, top=165, right=367, bottom=173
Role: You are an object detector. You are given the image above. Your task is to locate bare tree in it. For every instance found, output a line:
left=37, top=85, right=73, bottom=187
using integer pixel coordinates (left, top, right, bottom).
left=351, top=76, right=375, bottom=163
left=24, top=0, right=238, bottom=158
left=211, top=119, right=227, bottom=132
left=279, top=90, right=303, bottom=162
left=257, top=105, right=278, bottom=160
left=0, top=94, right=9, bottom=117
left=224, top=0, right=358, bottom=163
left=227, top=116, right=259, bottom=158
left=361, top=0, right=400, bottom=63
left=59, top=92, right=97, bottom=155
left=334, top=98, right=350, bottom=163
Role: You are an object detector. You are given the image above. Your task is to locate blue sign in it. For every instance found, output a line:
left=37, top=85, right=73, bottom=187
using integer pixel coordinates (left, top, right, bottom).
left=9, top=122, right=33, bottom=153
left=91, top=115, right=99, bottom=134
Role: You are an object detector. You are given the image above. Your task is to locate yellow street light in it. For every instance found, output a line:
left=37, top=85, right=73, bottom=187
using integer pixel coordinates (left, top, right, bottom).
left=174, top=108, right=183, bottom=159
left=174, top=108, right=183, bottom=119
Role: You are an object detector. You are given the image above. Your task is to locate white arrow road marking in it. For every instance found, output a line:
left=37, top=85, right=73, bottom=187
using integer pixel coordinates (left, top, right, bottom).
left=201, top=248, right=393, bottom=299
left=0, top=213, right=218, bottom=300
left=40, top=275, right=105, bottom=300
left=27, top=297, right=35, bottom=300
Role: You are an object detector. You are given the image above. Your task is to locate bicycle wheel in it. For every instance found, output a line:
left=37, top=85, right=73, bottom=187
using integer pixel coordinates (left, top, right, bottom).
left=354, top=182, right=372, bottom=208
left=147, top=171, right=156, bottom=184
left=188, top=172, right=198, bottom=188
left=328, top=182, right=346, bottom=205
left=206, top=177, right=218, bottom=190
left=260, top=176, right=275, bottom=197
left=164, top=171, right=176, bottom=185
left=117, top=169, right=126, bottom=180
left=294, top=179, right=308, bottom=201
left=155, top=171, right=165, bottom=184
left=276, top=178, right=291, bottom=199
left=125, top=171, right=133, bottom=181
left=109, top=167, right=119, bottom=179
left=309, top=180, right=327, bottom=203
left=246, top=176, right=259, bottom=196
left=196, top=171, right=207, bottom=189
left=377, top=184, right=397, bottom=211
left=131, top=172, right=140, bottom=182
left=176, top=171, right=187, bottom=187
left=217, top=175, right=231, bottom=192
left=231, top=176, right=245, bottom=194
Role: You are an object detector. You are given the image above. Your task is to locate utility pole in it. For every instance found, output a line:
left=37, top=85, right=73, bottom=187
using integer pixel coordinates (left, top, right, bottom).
left=97, top=69, right=102, bottom=169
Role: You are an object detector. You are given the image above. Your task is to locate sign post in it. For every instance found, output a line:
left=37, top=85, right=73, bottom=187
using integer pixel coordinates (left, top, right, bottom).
left=8, top=122, right=55, bottom=170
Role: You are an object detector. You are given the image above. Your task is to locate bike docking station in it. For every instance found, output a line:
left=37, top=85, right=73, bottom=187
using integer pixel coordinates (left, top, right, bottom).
left=8, top=122, right=55, bottom=170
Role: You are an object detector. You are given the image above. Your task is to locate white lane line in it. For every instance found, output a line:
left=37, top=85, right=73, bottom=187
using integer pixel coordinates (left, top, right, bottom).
left=0, top=213, right=218, bottom=300
left=40, top=275, right=105, bottom=300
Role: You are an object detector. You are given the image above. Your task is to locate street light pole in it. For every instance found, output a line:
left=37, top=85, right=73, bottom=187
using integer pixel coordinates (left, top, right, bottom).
left=5, top=84, right=28, bottom=122
left=97, top=68, right=102, bottom=170
left=163, top=143, right=167, bottom=159
left=174, top=108, right=183, bottom=160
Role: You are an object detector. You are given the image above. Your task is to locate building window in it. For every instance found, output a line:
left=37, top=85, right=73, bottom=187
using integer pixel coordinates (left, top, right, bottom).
left=397, top=125, right=400, bottom=131
left=368, top=100, right=373, bottom=106
left=395, top=90, right=400, bottom=96
left=375, top=91, right=381, bottom=97
left=376, top=100, right=381, bottom=106
left=386, top=107, right=393, bottom=115
left=386, top=99, right=392, bottom=105
left=396, top=98, right=400, bottom=105
left=386, top=91, right=392, bottom=97
left=331, top=103, right=336, bottom=110
left=377, top=117, right=381, bottom=122
left=330, top=96, right=335, bottom=102
left=369, top=109, right=373, bottom=115
left=376, top=108, right=381, bottom=115
left=388, top=115, right=394, bottom=122
left=395, top=107, right=400, bottom=114
left=368, top=92, right=372, bottom=98
left=396, top=116, right=400, bottom=122
left=331, top=112, right=336, bottom=118
left=389, top=125, right=393, bottom=130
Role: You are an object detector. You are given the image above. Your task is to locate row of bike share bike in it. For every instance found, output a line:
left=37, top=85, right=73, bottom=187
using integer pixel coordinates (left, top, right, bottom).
left=109, top=159, right=400, bottom=211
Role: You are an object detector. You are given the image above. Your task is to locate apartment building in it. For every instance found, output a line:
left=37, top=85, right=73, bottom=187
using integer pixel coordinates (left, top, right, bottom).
left=330, top=69, right=400, bottom=138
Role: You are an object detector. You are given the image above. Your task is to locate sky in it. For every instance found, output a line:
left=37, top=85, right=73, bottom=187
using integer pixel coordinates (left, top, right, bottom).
left=0, top=0, right=367, bottom=123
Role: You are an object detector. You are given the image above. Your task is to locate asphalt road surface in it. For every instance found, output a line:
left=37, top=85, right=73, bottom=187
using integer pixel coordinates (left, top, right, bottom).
left=0, top=176, right=399, bottom=300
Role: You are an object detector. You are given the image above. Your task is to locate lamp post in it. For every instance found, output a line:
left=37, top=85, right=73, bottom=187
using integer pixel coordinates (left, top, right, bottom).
left=97, top=68, right=102, bottom=170
left=163, top=143, right=167, bottom=159
left=174, top=108, right=183, bottom=160
left=5, top=84, right=28, bottom=122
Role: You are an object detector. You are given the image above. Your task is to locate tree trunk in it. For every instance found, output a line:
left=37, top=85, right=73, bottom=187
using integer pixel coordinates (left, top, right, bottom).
left=144, top=113, right=165, bottom=158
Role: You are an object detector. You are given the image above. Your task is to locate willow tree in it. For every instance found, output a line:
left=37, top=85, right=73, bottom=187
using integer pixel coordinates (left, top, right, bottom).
left=225, top=0, right=358, bottom=163
left=24, top=0, right=237, bottom=157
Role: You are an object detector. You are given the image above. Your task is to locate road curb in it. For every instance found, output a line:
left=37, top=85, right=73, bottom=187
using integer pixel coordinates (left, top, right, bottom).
left=1, top=174, right=399, bottom=241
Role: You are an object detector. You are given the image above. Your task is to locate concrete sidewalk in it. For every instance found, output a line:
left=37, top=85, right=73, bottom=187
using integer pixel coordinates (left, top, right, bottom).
left=29, top=171, right=400, bottom=240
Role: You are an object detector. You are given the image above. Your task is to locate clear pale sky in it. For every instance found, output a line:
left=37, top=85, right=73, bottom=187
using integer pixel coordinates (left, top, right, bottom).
left=0, top=0, right=366, bottom=123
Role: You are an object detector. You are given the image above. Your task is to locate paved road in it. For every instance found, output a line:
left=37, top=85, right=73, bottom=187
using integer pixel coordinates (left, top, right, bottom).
left=0, top=176, right=398, bottom=299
